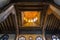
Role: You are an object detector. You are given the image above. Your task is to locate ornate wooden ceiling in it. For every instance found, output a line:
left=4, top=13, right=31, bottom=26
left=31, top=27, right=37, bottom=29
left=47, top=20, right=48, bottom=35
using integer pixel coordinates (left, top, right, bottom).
left=0, top=2, right=60, bottom=34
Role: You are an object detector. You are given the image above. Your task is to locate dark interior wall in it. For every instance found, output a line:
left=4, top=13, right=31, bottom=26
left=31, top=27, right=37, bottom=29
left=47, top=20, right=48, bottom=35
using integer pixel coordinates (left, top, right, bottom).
left=10, top=0, right=55, bottom=6
left=11, top=0, right=53, bottom=2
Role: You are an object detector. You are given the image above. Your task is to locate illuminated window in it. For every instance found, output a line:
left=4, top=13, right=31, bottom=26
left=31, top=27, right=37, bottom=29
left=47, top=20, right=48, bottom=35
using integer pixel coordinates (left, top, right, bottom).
left=53, top=38, right=56, bottom=40
left=36, top=36, right=42, bottom=40
left=52, top=35, right=60, bottom=40
left=22, top=11, right=40, bottom=27
left=57, top=38, right=60, bottom=40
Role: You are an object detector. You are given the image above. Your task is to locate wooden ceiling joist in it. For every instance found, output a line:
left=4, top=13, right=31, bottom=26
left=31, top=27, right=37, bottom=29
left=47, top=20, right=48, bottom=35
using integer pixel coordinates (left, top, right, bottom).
left=47, top=4, right=60, bottom=20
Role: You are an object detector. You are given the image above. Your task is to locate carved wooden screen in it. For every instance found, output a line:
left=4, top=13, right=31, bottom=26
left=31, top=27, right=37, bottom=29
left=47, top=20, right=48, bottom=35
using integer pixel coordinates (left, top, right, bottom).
left=0, top=5, right=17, bottom=34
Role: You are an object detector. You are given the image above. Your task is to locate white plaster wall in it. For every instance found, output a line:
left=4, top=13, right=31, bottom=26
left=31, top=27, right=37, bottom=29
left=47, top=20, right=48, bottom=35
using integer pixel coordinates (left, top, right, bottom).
left=0, top=34, right=15, bottom=40
left=54, top=0, right=60, bottom=5
left=0, top=0, right=10, bottom=8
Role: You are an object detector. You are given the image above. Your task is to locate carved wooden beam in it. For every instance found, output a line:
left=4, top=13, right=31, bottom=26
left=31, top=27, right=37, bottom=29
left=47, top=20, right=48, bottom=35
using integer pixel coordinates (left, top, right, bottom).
left=47, top=4, right=60, bottom=20
left=0, top=5, right=15, bottom=23
left=42, top=12, right=48, bottom=40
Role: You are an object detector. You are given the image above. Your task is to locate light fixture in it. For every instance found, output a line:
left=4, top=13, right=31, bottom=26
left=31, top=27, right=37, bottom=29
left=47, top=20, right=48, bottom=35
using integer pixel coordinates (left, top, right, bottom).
left=24, top=17, right=38, bottom=23
left=22, top=11, right=40, bottom=27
